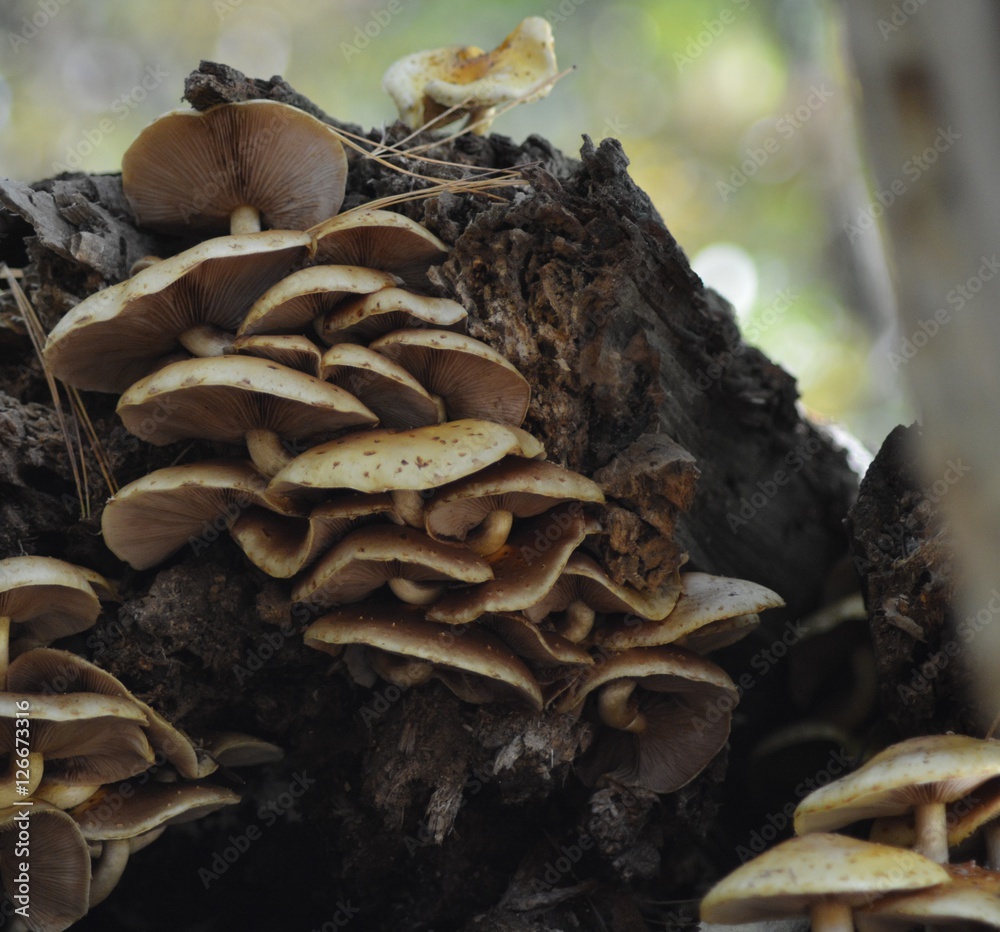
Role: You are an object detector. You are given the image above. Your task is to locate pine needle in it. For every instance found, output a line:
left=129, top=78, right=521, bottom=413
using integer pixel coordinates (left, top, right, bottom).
left=2, top=265, right=117, bottom=515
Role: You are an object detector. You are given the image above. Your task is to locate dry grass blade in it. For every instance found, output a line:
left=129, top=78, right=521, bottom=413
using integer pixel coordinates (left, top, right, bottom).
left=1, top=265, right=118, bottom=516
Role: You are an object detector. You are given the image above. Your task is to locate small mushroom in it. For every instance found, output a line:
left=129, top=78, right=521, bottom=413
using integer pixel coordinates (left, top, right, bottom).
left=116, top=355, right=378, bottom=476
left=524, top=553, right=681, bottom=643
left=424, top=456, right=605, bottom=556
left=101, top=459, right=300, bottom=570
left=0, top=803, right=91, bottom=932
left=0, top=557, right=105, bottom=685
left=293, top=525, right=492, bottom=609
left=309, top=209, right=449, bottom=289
left=122, top=100, right=349, bottom=235
left=700, top=833, right=952, bottom=932
left=43, top=231, right=313, bottom=393
left=554, top=646, right=738, bottom=793
left=230, top=492, right=399, bottom=579
left=234, top=333, right=324, bottom=376
left=426, top=505, right=589, bottom=624
left=318, top=287, right=467, bottom=345
left=238, top=265, right=397, bottom=337
left=369, top=329, right=530, bottom=427
left=304, top=603, right=543, bottom=709
left=795, top=733, right=1000, bottom=863
left=320, top=343, right=444, bottom=428
left=597, top=572, right=784, bottom=651
left=382, top=17, right=559, bottom=134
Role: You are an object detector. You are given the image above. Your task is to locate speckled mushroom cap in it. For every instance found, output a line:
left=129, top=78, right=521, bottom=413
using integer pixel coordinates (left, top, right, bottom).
left=310, top=209, right=449, bottom=289
left=369, top=329, right=531, bottom=427
left=267, top=419, right=544, bottom=496
left=303, top=603, right=543, bottom=710
left=0, top=803, right=91, bottom=932
left=596, top=572, right=784, bottom=650
left=318, top=287, right=467, bottom=344
left=234, top=333, right=324, bottom=376
left=700, top=833, right=951, bottom=924
left=122, top=100, right=349, bottom=235
left=101, top=459, right=299, bottom=570
left=794, top=735, right=1000, bottom=835
left=238, top=265, right=397, bottom=337
left=42, top=231, right=312, bottom=393
left=382, top=17, right=558, bottom=133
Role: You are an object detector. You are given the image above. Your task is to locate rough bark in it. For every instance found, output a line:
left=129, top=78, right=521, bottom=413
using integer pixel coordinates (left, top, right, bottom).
left=0, top=62, right=857, bottom=931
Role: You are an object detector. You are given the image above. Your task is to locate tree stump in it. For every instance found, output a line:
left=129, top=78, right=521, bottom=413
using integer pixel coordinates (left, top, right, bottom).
left=0, top=62, right=857, bottom=931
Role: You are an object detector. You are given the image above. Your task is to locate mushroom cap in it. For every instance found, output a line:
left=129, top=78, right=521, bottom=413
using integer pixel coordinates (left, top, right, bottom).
left=0, top=804, right=91, bottom=932
left=675, top=612, right=761, bottom=653
left=0, top=692, right=154, bottom=784
left=318, top=287, right=467, bottom=345
left=71, top=783, right=240, bottom=841
left=700, top=833, right=952, bottom=923
left=234, top=333, right=324, bottom=376
left=382, top=17, right=558, bottom=133
left=424, top=456, right=605, bottom=543
left=478, top=613, right=594, bottom=667
left=369, top=329, right=530, bottom=427
left=42, top=231, right=312, bottom=393
left=101, top=459, right=296, bottom=570
left=7, top=648, right=208, bottom=780
left=795, top=735, right=1000, bottom=836
left=597, top=572, right=784, bottom=649
left=321, top=343, right=442, bottom=429
left=238, top=265, right=397, bottom=337
left=116, top=355, right=378, bottom=446
left=304, top=603, right=543, bottom=709
left=122, top=100, right=348, bottom=234
left=293, top=524, right=492, bottom=609
left=524, top=553, right=681, bottom=624
left=426, top=505, right=589, bottom=624
left=0, top=556, right=102, bottom=644
left=268, top=419, right=545, bottom=495
left=309, top=209, right=449, bottom=289
left=230, top=492, right=398, bottom=578
left=199, top=732, right=284, bottom=769
left=857, top=864, right=1000, bottom=929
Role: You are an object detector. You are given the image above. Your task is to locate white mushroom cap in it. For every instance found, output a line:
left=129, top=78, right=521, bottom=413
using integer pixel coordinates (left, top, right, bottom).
left=382, top=17, right=558, bottom=134
left=318, top=287, right=467, bottom=345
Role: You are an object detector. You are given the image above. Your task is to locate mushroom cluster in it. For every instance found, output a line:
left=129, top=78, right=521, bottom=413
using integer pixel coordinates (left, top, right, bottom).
left=41, top=95, right=787, bottom=800
left=701, top=734, right=1000, bottom=929
left=0, top=556, right=278, bottom=931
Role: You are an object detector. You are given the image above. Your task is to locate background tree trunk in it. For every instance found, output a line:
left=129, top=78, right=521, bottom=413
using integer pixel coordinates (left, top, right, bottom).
left=0, top=63, right=857, bottom=931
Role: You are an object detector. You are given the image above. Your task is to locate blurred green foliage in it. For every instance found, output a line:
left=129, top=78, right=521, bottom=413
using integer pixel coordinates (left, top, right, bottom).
left=0, top=0, right=909, bottom=449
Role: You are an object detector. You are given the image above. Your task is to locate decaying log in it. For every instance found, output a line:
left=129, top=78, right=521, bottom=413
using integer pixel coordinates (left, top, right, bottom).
left=0, top=62, right=857, bottom=931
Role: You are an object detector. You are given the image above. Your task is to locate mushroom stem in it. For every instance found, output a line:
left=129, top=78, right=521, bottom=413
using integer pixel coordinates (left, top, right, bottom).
left=388, top=578, right=446, bottom=606
left=88, top=838, right=131, bottom=908
left=0, top=615, right=9, bottom=687
left=230, top=205, right=262, bottom=235
left=597, top=679, right=645, bottom=732
left=985, top=822, right=1000, bottom=871
left=557, top=601, right=596, bottom=643
left=368, top=649, right=434, bottom=689
left=914, top=801, right=949, bottom=862
left=0, top=752, right=43, bottom=807
left=391, top=489, right=426, bottom=528
left=465, top=510, right=513, bottom=557
left=809, top=900, right=854, bottom=932
left=245, top=429, right=293, bottom=478
left=178, top=324, right=236, bottom=358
